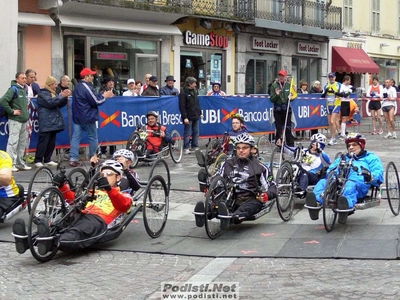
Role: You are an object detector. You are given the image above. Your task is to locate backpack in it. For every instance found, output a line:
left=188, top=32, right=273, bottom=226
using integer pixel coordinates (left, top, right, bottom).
left=0, top=86, right=19, bottom=118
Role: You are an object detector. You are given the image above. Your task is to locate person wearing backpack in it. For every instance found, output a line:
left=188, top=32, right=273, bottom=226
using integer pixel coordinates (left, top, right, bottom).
left=0, top=72, right=31, bottom=172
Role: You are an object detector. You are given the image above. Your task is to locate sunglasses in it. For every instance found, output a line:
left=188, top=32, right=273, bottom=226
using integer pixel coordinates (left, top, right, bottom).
left=100, top=171, right=117, bottom=177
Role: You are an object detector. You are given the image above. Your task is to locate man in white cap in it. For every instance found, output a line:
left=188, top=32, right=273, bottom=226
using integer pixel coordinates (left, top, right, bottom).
left=123, top=78, right=137, bottom=96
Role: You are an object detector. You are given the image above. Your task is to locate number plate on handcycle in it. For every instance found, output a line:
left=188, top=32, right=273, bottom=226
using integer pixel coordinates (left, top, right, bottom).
left=139, top=132, right=148, bottom=140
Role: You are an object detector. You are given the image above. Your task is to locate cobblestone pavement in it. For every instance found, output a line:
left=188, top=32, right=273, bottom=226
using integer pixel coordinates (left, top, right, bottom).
left=2, top=241, right=400, bottom=299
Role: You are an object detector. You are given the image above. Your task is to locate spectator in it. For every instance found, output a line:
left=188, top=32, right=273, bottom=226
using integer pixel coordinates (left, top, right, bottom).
left=160, top=75, right=180, bottom=96
left=141, top=76, right=159, bottom=96
left=25, top=69, right=40, bottom=97
left=310, top=81, right=323, bottom=93
left=322, top=72, right=342, bottom=145
left=390, top=79, right=399, bottom=92
left=297, top=80, right=309, bottom=94
left=135, top=80, right=142, bottom=96
left=12, top=160, right=133, bottom=254
left=69, top=67, right=114, bottom=167
left=99, top=77, right=118, bottom=96
left=0, top=72, right=31, bottom=171
left=179, top=76, right=202, bottom=154
left=122, top=78, right=137, bottom=96
left=34, top=76, right=71, bottom=167
left=269, top=69, right=295, bottom=147
left=206, top=81, right=226, bottom=96
left=382, top=79, right=397, bottom=139
left=140, top=73, right=151, bottom=95
left=366, top=75, right=383, bottom=135
left=56, top=75, right=71, bottom=94
left=0, top=151, right=24, bottom=222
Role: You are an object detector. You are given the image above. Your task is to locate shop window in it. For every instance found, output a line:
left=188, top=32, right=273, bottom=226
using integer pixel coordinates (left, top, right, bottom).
left=292, top=57, right=320, bottom=91
left=245, top=57, right=277, bottom=95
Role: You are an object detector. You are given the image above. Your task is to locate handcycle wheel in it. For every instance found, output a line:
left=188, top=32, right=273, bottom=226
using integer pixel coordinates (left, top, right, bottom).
left=143, top=175, right=169, bottom=238
left=386, top=161, right=400, bottom=216
left=169, top=129, right=183, bottom=163
left=27, top=187, right=68, bottom=262
left=257, top=134, right=272, bottom=161
left=205, top=175, right=227, bottom=239
left=148, top=159, right=171, bottom=195
left=26, top=166, right=54, bottom=213
left=206, top=138, right=221, bottom=165
left=269, top=146, right=283, bottom=180
left=322, top=172, right=339, bottom=232
left=276, top=161, right=294, bottom=222
left=126, top=132, right=140, bottom=168
left=66, top=167, right=89, bottom=197
left=210, top=153, right=227, bottom=176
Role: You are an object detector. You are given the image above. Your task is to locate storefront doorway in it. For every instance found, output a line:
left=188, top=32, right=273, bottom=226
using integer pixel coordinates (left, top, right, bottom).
left=245, top=53, right=278, bottom=95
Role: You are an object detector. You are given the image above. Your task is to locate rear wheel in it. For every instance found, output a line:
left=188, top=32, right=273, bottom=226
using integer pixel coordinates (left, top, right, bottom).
left=269, top=146, right=283, bottom=180
left=206, top=138, right=221, bottom=166
left=169, top=129, right=183, bottom=163
left=143, top=175, right=169, bottom=238
left=276, top=161, right=294, bottom=221
left=26, top=167, right=54, bottom=213
left=257, top=135, right=272, bottom=161
left=205, top=175, right=227, bottom=239
left=386, top=161, right=400, bottom=216
left=322, top=172, right=339, bottom=232
left=126, top=132, right=141, bottom=168
left=27, top=187, right=67, bottom=262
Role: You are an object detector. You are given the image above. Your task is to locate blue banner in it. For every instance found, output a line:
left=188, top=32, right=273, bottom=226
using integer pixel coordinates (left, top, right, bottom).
left=0, top=95, right=359, bottom=150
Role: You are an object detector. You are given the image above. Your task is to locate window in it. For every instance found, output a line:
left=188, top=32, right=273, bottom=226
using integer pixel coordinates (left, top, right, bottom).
left=244, top=54, right=278, bottom=95
left=372, top=0, right=380, bottom=33
left=343, top=0, right=353, bottom=30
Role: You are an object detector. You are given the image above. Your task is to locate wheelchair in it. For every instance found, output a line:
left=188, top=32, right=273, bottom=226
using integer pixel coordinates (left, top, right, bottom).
left=304, top=155, right=399, bottom=232
left=126, top=128, right=183, bottom=168
left=16, top=159, right=170, bottom=262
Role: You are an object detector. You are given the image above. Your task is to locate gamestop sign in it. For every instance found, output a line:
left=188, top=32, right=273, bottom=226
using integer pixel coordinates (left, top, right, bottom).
left=184, top=30, right=229, bottom=49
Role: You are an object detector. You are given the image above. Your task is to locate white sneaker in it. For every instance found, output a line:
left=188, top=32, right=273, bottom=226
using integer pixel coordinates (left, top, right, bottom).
left=44, top=161, right=57, bottom=166
left=384, top=133, right=392, bottom=139
left=184, top=149, right=191, bottom=155
left=18, top=164, right=32, bottom=171
left=11, top=165, right=19, bottom=172
left=392, top=132, right=397, bottom=139
left=34, top=162, right=44, bottom=167
left=328, top=138, right=337, bottom=145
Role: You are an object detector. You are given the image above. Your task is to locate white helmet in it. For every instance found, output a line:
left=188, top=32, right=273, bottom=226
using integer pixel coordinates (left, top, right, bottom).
left=100, top=160, right=124, bottom=176
left=310, top=133, right=327, bottom=149
left=113, top=149, right=134, bottom=162
left=234, top=133, right=255, bottom=147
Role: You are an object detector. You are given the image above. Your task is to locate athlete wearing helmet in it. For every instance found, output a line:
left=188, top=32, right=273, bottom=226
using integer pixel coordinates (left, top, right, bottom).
left=306, top=133, right=384, bottom=224
left=138, top=111, right=172, bottom=155
left=206, top=80, right=226, bottom=96
left=13, top=159, right=133, bottom=255
left=194, top=132, right=277, bottom=230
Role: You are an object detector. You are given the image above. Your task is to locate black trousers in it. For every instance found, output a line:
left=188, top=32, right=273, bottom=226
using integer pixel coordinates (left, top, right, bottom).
left=274, top=110, right=294, bottom=147
left=59, top=214, right=107, bottom=252
left=34, top=131, right=57, bottom=163
left=233, top=198, right=263, bottom=218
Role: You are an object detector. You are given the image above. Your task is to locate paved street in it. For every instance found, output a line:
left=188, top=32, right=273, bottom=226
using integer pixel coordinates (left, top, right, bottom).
left=2, top=119, right=400, bottom=299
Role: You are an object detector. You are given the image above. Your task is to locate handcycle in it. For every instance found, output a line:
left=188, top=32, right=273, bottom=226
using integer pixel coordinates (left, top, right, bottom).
left=126, top=126, right=183, bottom=168
left=16, top=159, right=170, bottom=262
left=194, top=175, right=277, bottom=239
left=304, top=154, right=398, bottom=232
left=256, top=134, right=273, bottom=162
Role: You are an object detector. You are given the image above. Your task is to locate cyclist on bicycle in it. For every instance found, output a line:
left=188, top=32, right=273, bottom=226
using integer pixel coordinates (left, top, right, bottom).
left=194, top=133, right=277, bottom=230
left=305, top=133, right=384, bottom=223
left=277, top=133, right=331, bottom=198
left=137, top=111, right=172, bottom=155
left=12, top=160, right=133, bottom=255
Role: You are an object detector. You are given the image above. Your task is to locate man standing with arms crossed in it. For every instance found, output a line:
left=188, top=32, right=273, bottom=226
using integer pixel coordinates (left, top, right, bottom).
left=0, top=72, right=31, bottom=171
left=69, top=67, right=114, bottom=167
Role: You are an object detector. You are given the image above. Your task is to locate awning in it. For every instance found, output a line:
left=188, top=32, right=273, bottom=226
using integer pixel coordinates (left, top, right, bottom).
left=18, top=12, right=55, bottom=26
left=332, top=46, right=380, bottom=74
left=58, top=15, right=182, bottom=36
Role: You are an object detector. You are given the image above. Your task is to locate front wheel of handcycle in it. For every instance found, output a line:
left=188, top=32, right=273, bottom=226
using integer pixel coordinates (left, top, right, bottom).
left=386, top=161, right=400, bottom=216
left=126, top=132, right=141, bottom=168
left=206, top=138, right=221, bottom=165
left=26, top=166, right=54, bottom=213
left=143, top=175, right=169, bottom=238
left=205, top=175, right=228, bottom=239
left=322, top=172, right=339, bottom=232
left=27, top=187, right=69, bottom=262
left=210, top=152, right=227, bottom=176
left=67, top=167, right=89, bottom=197
left=276, top=161, right=294, bottom=221
left=169, top=129, right=183, bottom=163
left=148, top=159, right=171, bottom=195
left=257, top=134, right=272, bottom=161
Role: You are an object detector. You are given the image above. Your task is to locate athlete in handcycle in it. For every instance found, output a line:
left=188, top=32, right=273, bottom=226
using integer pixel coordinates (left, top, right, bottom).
left=193, top=133, right=278, bottom=239
left=304, top=133, right=384, bottom=231
left=126, top=110, right=182, bottom=167
left=11, top=159, right=169, bottom=262
left=275, top=133, right=331, bottom=199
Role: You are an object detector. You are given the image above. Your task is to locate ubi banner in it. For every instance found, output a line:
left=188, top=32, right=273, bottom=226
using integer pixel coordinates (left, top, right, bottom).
left=0, top=95, right=359, bottom=150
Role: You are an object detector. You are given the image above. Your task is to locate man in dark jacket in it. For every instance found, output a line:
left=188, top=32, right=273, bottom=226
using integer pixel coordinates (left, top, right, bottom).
left=160, top=75, right=179, bottom=96
left=0, top=72, right=31, bottom=171
left=56, top=75, right=71, bottom=94
left=179, top=76, right=202, bottom=154
left=141, top=76, right=159, bottom=96
left=69, top=67, right=114, bottom=167
left=34, top=76, right=71, bottom=167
